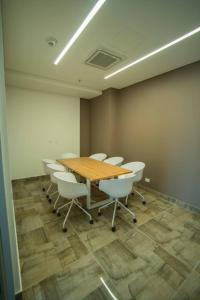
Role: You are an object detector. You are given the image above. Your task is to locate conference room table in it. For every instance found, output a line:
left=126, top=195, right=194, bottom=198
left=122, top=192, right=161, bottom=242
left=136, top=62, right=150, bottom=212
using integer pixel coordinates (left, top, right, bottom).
left=57, top=157, right=131, bottom=209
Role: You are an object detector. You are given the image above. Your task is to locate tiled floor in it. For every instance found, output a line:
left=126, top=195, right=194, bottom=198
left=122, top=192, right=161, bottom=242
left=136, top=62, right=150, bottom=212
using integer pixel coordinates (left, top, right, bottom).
left=13, top=176, right=200, bottom=300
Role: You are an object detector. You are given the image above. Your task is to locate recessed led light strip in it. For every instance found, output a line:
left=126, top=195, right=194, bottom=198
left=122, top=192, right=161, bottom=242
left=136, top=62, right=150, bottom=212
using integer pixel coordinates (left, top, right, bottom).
left=104, top=26, right=200, bottom=79
left=54, top=0, right=106, bottom=65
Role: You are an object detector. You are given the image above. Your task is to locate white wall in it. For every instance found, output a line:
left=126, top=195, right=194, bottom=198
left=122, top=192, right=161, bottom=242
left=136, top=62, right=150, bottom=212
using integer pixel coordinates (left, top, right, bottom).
left=6, top=86, right=80, bottom=179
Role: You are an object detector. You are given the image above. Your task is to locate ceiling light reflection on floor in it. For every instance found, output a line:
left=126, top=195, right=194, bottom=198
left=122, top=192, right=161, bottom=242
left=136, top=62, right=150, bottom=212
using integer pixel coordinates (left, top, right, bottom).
left=100, top=276, right=118, bottom=300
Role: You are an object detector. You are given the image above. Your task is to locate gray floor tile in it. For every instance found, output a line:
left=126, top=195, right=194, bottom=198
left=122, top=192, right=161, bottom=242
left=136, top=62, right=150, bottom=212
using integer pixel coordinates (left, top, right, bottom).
left=11, top=177, right=200, bottom=299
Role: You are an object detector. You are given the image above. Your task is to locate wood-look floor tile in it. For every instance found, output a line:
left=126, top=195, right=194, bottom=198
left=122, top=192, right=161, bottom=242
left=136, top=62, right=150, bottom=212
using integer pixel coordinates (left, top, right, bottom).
left=27, top=254, right=105, bottom=300
left=83, top=278, right=122, bottom=300
left=94, top=239, right=141, bottom=281
left=196, top=262, right=200, bottom=274
left=11, top=177, right=200, bottom=300
left=36, top=276, right=60, bottom=300
left=21, top=248, right=62, bottom=290
left=57, top=234, right=89, bottom=269
left=69, top=211, right=117, bottom=252
left=55, top=254, right=104, bottom=300
left=16, top=208, right=43, bottom=235
left=43, top=219, right=89, bottom=268
left=95, top=232, right=190, bottom=299
left=14, top=196, right=41, bottom=209
left=139, top=208, right=200, bottom=270
left=18, top=227, right=49, bottom=258
left=128, top=273, right=175, bottom=300
left=172, top=270, right=200, bottom=300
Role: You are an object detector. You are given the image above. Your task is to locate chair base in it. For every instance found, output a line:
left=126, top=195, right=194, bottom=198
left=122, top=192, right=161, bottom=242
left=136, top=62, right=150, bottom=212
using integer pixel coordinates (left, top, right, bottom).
left=126, top=188, right=145, bottom=207
left=56, top=198, right=93, bottom=232
left=112, top=226, right=116, bottom=232
left=98, top=198, right=137, bottom=232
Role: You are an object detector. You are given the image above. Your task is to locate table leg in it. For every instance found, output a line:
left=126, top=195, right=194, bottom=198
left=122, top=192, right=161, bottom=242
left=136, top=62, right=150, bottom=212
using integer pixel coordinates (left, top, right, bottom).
left=86, top=179, right=91, bottom=209
left=86, top=180, right=113, bottom=210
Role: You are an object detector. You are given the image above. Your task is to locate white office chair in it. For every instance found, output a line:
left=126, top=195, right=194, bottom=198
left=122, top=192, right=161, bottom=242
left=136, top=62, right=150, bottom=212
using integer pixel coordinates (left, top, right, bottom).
left=89, top=153, right=107, bottom=161
left=53, top=172, right=93, bottom=232
left=60, top=152, right=78, bottom=172
left=119, top=162, right=146, bottom=205
left=104, top=156, right=124, bottom=166
left=98, top=175, right=137, bottom=232
left=46, top=163, right=66, bottom=205
left=60, top=152, right=78, bottom=159
left=41, top=158, right=58, bottom=193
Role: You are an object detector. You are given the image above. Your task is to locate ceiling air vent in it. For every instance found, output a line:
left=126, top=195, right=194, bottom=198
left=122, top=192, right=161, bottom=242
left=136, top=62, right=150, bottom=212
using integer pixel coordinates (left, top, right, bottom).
left=85, top=50, right=121, bottom=70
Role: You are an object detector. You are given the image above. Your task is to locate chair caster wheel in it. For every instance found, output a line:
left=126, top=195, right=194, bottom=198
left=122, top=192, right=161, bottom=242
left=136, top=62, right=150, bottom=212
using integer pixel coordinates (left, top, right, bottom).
left=52, top=209, right=56, bottom=213
left=131, top=192, right=134, bottom=196
left=57, top=212, right=61, bottom=217
left=133, top=218, right=137, bottom=223
left=98, top=212, right=101, bottom=216
left=90, top=219, right=94, bottom=224
left=117, top=206, right=121, bottom=210
left=48, top=198, right=52, bottom=203
left=46, top=195, right=49, bottom=199
left=63, top=228, right=67, bottom=232
left=42, top=188, right=45, bottom=192
left=111, top=226, right=116, bottom=232
left=125, top=204, right=128, bottom=208
left=142, top=201, right=146, bottom=205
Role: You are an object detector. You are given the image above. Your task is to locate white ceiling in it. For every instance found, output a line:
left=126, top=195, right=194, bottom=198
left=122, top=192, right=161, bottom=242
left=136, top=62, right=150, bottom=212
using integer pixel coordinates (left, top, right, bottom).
left=2, top=0, right=200, bottom=99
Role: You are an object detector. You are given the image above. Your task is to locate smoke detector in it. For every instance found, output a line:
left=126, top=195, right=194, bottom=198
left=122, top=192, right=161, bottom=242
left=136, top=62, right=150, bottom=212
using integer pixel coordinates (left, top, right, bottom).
left=46, top=37, right=57, bottom=47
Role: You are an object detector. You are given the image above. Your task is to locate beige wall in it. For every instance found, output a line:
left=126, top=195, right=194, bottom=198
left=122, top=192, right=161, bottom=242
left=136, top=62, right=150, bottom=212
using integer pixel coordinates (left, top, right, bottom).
left=6, top=86, right=80, bottom=179
left=80, top=61, right=200, bottom=209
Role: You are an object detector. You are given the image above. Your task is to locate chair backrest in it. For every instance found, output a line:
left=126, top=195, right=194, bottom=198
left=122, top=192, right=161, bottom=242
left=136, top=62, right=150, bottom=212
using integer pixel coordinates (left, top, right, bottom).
left=54, top=172, right=88, bottom=199
left=104, top=156, right=124, bottom=166
left=42, top=159, right=57, bottom=174
left=60, top=152, right=78, bottom=159
left=89, top=153, right=107, bottom=161
left=46, top=163, right=66, bottom=184
left=121, top=161, right=145, bottom=182
left=99, top=175, right=136, bottom=198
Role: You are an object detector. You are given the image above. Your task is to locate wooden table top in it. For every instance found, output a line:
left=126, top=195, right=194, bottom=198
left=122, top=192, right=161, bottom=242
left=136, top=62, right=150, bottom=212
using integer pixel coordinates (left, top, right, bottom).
left=57, top=157, right=131, bottom=181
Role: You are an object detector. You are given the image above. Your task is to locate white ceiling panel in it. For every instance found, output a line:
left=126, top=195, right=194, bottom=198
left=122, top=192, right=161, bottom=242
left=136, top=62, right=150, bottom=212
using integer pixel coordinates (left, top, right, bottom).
left=2, top=0, right=200, bottom=98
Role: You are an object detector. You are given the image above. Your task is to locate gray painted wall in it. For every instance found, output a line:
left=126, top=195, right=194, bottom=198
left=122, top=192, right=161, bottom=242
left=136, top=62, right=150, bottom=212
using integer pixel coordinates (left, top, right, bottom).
left=80, top=99, right=91, bottom=156
left=80, top=61, right=200, bottom=209
left=90, top=89, right=118, bottom=156
left=117, top=62, right=200, bottom=209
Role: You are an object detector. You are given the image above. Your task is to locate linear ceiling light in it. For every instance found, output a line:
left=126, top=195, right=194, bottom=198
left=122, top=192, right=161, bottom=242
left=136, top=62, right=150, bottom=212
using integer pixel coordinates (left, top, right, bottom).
left=54, top=0, right=106, bottom=65
left=104, top=26, right=200, bottom=79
